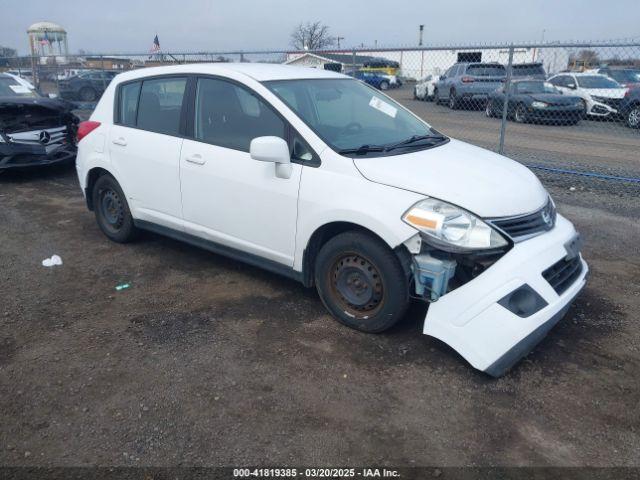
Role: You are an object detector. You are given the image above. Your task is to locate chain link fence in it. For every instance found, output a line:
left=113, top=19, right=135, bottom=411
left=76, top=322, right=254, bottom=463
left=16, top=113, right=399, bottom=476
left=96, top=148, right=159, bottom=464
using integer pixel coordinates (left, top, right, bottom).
left=2, top=41, right=639, bottom=193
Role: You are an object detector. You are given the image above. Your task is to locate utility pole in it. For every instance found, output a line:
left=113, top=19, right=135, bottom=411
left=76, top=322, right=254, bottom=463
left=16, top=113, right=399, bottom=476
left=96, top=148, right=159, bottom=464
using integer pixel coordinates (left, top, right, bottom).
left=418, top=25, right=425, bottom=46
left=336, top=36, right=345, bottom=49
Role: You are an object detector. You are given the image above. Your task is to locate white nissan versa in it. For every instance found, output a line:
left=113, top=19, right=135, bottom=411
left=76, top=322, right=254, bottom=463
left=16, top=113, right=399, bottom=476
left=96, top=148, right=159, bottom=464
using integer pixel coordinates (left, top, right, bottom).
left=75, top=64, right=588, bottom=376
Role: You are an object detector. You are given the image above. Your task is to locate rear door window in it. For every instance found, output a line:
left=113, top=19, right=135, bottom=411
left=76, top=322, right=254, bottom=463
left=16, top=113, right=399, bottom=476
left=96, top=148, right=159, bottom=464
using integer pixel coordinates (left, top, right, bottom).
left=137, top=77, right=187, bottom=136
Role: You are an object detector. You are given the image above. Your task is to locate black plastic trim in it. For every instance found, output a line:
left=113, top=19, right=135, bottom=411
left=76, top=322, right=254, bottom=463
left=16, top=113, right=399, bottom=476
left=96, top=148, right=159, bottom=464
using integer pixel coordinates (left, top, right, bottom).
left=497, top=283, right=548, bottom=318
left=133, top=220, right=304, bottom=284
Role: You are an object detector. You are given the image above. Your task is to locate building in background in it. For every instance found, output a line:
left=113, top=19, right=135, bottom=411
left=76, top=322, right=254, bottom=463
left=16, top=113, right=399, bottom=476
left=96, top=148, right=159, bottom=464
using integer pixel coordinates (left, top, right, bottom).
left=27, top=21, right=68, bottom=64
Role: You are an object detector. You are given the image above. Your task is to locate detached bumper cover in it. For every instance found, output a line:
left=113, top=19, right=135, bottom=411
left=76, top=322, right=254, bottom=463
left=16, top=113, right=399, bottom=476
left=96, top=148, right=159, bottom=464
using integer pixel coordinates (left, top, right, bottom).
left=423, top=214, right=588, bottom=376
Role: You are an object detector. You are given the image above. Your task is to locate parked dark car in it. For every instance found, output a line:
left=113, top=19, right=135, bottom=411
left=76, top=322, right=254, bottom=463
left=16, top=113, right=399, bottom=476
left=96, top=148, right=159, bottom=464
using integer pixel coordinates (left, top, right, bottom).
left=58, top=70, right=118, bottom=102
left=350, top=70, right=400, bottom=91
left=508, top=62, right=547, bottom=80
left=485, top=79, right=583, bottom=125
left=591, top=67, right=640, bottom=89
left=434, top=62, right=506, bottom=109
left=0, top=73, right=78, bottom=171
left=619, top=88, right=640, bottom=128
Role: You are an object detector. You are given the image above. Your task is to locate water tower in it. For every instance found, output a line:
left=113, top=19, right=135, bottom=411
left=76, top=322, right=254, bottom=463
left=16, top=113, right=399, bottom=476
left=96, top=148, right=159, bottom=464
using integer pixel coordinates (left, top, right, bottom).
left=27, top=21, right=68, bottom=64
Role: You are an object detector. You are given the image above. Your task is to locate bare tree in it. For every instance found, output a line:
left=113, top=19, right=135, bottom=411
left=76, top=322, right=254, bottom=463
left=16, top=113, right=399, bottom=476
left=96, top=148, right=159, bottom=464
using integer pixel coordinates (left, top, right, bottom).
left=290, top=21, right=335, bottom=50
left=577, top=49, right=600, bottom=65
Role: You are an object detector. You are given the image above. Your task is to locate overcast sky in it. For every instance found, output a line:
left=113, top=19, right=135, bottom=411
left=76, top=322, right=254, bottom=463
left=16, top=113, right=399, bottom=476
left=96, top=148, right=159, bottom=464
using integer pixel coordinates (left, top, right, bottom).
left=2, top=0, right=639, bottom=54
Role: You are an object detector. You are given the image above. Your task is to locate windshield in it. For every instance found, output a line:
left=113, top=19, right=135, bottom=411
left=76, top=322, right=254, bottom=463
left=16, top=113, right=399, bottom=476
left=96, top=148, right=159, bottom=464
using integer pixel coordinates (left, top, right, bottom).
left=576, top=75, right=621, bottom=89
left=515, top=81, right=559, bottom=94
left=0, top=77, right=39, bottom=98
left=265, top=78, right=445, bottom=156
left=607, top=70, right=640, bottom=83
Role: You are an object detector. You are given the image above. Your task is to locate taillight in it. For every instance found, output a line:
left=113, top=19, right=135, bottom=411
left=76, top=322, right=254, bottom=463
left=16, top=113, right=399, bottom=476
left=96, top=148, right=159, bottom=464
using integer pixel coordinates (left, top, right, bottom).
left=461, top=76, right=474, bottom=83
left=76, top=121, right=101, bottom=143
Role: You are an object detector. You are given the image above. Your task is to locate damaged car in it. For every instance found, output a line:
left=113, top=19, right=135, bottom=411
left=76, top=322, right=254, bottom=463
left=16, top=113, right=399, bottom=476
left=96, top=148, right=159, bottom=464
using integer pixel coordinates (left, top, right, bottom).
left=0, top=72, right=78, bottom=171
left=75, top=64, right=588, bottom=377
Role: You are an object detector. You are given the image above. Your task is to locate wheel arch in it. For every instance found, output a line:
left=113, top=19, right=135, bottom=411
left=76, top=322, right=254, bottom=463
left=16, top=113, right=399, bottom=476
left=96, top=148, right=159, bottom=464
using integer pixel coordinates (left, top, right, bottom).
left=300, top=221, right=412, bottom=288
left=84, top=166, right=114, bottom=211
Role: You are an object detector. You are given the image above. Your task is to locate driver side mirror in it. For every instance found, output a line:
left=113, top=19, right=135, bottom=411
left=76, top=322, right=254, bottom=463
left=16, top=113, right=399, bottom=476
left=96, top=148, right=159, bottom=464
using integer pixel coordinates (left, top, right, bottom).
left=250, top=136, right=292, bottom=179
left=567, top=83, right=577, bottom=89
left=439, top=75, right=446, bottom=81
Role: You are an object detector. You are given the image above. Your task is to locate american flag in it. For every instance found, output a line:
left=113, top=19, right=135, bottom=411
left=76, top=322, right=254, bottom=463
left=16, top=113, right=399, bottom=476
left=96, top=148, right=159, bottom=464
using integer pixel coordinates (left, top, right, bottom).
left=39, top=32, right=51, bottom=46
left=150, top=35, right=161, bottom=53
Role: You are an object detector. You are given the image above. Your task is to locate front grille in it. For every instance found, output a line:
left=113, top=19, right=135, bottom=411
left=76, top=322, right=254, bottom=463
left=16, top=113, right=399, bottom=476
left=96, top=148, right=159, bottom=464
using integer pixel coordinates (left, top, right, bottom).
left=7, top=126, right=67, bottom=146
left=487, top=199, right=556, bottom=242
left=592, top=96, right=622, bottom=110
left=542, top=255, right=583, bottom=295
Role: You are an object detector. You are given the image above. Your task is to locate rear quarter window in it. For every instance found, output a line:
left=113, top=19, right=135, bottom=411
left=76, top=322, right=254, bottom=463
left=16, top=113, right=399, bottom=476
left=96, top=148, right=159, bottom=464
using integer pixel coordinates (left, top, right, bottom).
left=118, top=81, right=141, bottom=126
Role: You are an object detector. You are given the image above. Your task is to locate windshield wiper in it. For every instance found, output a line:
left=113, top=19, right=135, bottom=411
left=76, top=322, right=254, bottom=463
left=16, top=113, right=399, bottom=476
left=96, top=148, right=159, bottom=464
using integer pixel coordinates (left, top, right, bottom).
left=383, top=134, right=447, bottom=151
left=338, top=144, right=386, bottom=155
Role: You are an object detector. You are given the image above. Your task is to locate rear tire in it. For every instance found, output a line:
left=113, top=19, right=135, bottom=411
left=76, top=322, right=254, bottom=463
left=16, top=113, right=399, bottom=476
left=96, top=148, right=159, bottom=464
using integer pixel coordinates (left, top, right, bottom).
left=448, top=89, right=459, bottom=109
left=79, top=86, right=97, bottom=102
left=379, top=81, right=389, bottom=91
left=92, top=174, right=139, bottom=243
left=485, top=101, right=495, bottom=118
left=314, top=231, right=409, bottom=333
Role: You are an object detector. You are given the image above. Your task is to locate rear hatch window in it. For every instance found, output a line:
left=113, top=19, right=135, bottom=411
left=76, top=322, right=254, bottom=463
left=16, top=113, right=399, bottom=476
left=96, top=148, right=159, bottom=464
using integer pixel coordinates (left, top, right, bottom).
left=512, top=64, right=546, bottom=76
left=466, top=64, right=506, bottom=77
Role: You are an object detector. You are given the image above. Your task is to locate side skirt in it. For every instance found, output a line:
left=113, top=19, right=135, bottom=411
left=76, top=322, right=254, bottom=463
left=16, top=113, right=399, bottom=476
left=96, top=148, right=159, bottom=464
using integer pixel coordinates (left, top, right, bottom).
left=134, top=220, right=304, bottom=284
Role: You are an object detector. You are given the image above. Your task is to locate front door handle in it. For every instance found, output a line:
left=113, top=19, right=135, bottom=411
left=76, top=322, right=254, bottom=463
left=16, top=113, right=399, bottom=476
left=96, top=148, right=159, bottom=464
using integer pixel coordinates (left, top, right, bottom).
left=112, top=137, right=127, bottom=146
left=185, top=154, right=206, bottom=165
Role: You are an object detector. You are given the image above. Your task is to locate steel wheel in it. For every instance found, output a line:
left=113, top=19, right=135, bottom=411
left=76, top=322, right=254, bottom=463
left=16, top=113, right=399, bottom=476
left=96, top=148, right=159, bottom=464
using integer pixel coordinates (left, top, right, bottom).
left=627, top=106, right=640, bottom=128
left=99, top=188, right=125, bottom=233
left=328, top=252, right=384, bottom=319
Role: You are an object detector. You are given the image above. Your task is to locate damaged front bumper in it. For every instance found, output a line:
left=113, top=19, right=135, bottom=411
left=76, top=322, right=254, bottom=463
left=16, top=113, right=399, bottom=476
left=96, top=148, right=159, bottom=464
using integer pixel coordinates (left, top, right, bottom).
left=420, top=214, right=588, bottom=377
left=0, top=136, right=76, bottom=170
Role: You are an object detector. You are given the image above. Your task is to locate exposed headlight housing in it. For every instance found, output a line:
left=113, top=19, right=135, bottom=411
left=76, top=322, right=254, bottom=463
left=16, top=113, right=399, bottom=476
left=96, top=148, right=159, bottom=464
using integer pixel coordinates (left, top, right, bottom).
left=402, top=198, right=508, bottom=252
left=531, top=101, right=548, bottom=109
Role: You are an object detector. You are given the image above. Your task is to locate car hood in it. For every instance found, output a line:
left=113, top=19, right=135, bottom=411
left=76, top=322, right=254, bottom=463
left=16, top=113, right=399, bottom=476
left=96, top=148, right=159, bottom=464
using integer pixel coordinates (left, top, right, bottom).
left=0, top=96, right=77, bottom=133
left=527, top=93, right=579, bottom=104
left=353, top=139, right=548, bottom=218
left=581, top=88, right=627, bottom=99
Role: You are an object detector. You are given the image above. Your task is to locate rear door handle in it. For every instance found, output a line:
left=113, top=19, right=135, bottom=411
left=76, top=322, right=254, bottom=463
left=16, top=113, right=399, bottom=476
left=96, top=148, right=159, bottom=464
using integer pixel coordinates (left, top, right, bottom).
left=112, top=137, right=127, bottom=146
left=185, top=154, right=206, bottom=165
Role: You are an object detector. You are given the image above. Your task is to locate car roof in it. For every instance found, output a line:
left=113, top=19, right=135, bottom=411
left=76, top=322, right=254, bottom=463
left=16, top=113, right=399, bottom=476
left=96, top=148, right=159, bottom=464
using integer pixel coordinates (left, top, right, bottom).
left=112, top=63, right=348, bottom=83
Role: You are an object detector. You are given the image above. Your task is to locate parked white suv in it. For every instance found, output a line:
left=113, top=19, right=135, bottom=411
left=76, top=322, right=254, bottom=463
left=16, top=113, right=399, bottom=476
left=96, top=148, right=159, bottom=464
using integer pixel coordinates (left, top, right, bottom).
left=75, top=64, right=588, bottom=376
left=548, top=72, right=627, bottom=118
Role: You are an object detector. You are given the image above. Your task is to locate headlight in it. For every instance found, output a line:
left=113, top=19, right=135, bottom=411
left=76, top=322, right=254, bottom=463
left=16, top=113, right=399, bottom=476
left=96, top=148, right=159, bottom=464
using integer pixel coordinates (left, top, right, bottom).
left=402, top=198, right=508, bottom=251
left=531, top=101, right=548, bottom=109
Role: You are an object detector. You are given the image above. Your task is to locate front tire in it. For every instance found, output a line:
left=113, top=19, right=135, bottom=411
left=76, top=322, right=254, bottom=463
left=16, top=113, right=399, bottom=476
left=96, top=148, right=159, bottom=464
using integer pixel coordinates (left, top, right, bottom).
left=626, top=105, right=640, bottom=128
left=379, top=81, right=389, bottom=91
left=514, top=103, right=528, bottom=123
left=92, top=174, right=139, bottom=243
left=314, top=231, right=410, bottom=333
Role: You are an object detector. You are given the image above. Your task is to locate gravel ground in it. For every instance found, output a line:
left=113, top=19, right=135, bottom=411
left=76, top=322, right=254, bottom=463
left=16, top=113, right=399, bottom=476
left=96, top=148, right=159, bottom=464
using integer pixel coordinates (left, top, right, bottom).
left=0, top=164, right=638, bottom=467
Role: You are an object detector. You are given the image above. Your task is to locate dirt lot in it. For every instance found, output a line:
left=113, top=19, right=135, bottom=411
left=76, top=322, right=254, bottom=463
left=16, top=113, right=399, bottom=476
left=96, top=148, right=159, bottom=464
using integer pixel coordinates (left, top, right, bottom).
left=0, top=158, right=639, bottom=468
